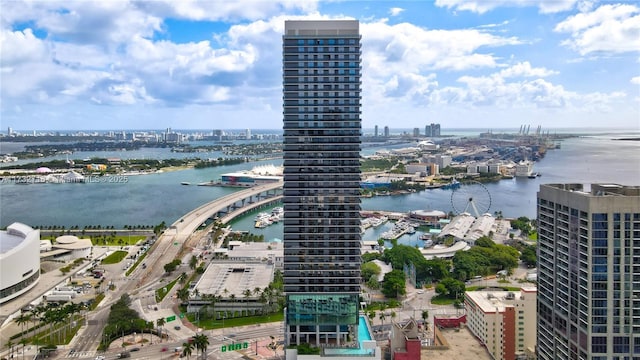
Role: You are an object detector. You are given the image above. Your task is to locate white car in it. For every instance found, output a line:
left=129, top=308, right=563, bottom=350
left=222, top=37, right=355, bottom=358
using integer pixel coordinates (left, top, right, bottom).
left=417, top=290, right=424, bottom=294
left=95, top=356, right=105, bottom=360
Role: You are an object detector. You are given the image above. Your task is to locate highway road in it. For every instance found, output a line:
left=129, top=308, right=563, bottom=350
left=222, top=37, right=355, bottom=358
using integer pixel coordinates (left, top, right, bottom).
left=65, top=321, right=283, bottom=360
left=61, top=183, right=284, bottom=359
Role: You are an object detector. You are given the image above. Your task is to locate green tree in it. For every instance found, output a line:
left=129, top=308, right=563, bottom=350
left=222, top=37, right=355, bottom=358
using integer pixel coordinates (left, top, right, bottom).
left=382, top=270, right=406, bottom=298
left=378, top=312, right=386, bottom=327
left=15, top=312, right=31, bottom=338
left=366, top=275, right=380, bottom=289
left=438, top=277, right=466, bottom=300
left=511, top=216, right=532, bottom=236
left=361, top=262, right=381, bottom=282
left=421, top=310, right=429, bottom=328
left=520, top=244, right=537, bottom=267
left=6, top=339, right=14, bottom=359
left=475, top=236, right=495, bottom=248
left=189, top=255, right=198, bottom=270
left=192, top=333, right=210, bottom=360
left=163, top=259, right=181, bottom=273
left=177, top=288, right=190, bottom=303
left=182, top=341, right=194, bottom=360
left=19, top=338, right=28, bottom=360
left=156, top=318, right=166, bottom=341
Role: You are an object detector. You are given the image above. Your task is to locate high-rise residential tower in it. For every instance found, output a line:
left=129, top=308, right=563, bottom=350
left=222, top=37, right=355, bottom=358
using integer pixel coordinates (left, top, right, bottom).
left=537, top=184, right=640, bottom=359
left=282, top=20, right=362, bottom=347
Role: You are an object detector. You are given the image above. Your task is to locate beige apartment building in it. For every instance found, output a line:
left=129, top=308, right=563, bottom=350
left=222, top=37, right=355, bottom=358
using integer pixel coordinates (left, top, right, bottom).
left=464, top=286, right=537, bottom=360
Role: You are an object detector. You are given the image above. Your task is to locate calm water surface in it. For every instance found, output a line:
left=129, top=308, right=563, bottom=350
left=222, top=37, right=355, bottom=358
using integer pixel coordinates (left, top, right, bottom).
left=1, top=133, right=638, bottom=231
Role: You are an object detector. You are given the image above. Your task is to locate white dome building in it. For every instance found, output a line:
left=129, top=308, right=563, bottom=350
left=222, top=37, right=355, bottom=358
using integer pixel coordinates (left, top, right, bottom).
left=0, top=223, right=40, bottom=304
left=52, top=235, right=92, bottom=261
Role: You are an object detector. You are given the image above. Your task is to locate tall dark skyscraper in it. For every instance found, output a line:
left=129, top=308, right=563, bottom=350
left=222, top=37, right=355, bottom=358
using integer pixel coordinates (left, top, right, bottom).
left=282, top=20, right=362, bottom=347
left=537, top=184, right=640, bottom=359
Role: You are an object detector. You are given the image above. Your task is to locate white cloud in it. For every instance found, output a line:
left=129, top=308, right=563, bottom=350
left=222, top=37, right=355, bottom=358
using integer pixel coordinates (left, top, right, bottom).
left=430, top=68, right=626, bottom=112
left=135, top=0, right=319, bottom=21
left=631, top=76, right=640, bottom=85
left=362, top=21, right=521, bottom=73
left=499, top=62, right=558, bottom=78
left=32, top=1, right=163, bottom=46
left=389, top=7, right=404, bottom=16
left=1, top=1, right=637, bottom=130
left=0, top=29, right=48, bottom=66
left=555, top=4, right=640, bottom=55
left=434, top=0, right=578, bottom=14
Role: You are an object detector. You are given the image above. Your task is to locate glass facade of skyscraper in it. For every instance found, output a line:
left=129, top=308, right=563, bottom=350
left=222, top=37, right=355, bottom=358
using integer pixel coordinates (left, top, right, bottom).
left=537, top=184, right=640, bottom=359
left=282, top=20, right=362, bottom=347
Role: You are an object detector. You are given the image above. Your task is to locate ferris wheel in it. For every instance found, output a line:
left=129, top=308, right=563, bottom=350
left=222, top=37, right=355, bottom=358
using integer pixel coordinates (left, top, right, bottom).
left=450, top=180, right=492, bottom=217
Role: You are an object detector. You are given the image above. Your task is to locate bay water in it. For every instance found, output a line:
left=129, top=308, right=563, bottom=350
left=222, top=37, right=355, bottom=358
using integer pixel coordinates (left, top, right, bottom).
left=1, top=132, right=638, bottom=236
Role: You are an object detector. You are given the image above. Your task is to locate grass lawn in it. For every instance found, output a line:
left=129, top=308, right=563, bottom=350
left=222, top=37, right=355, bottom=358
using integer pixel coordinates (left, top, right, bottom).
left=30, top=314, right=84, bottom=346
left=125, top=252, right=148, bottom=276
left=528, top=231, right=538, bottom=241
left=91, top=235, right=147, bottom=246
left=156, top=277, right=180, bottom=302
left=101, top=250, right=128, bottom=264
left=430, top=294, right=457, bottom=305
left=187, top=313, right=284, bottom=330
left=91, top=293, right=105, bottom=310
left=40, top=234, right=147, bottom=246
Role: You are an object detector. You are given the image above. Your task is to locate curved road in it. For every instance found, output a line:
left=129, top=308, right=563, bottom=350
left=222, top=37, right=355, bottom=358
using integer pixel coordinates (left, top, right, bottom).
left=65, top=183, right=283, bottom=359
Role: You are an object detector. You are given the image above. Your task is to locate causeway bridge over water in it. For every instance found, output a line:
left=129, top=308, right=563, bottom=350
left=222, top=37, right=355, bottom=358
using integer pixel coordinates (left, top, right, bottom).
left=174, top=182, right=284, bottom=232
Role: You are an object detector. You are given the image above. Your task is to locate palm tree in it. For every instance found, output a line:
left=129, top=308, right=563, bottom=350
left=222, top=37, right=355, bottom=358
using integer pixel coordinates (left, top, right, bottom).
left=156, top=318, right=166, bottom=341
left=29, top=307, right=41, bottom=338
left=242, top=289, right=252, bottom=316
left=146, top=321, right=154, bottom=344
left=421, top=310, right=429, bottom=334
left=181, top=341, right=194, bottom=359
left=15, top=312, right=31, bottom=338
left=192, top=333, right=210, bottom=360
left=229, top=294, right=236, bottom=317
left=367, top=311, right=375, bottom=324
left=258, top=291, right=268, bottom=315
left=378, top=312, right=386, bottom=327
left=19, top=338, right=28, bottom=360
left=209, top=295, right=221, bottom=320
left=177, top=288, right=190, bottom=303
left=6, top=339, right=14, bottom=359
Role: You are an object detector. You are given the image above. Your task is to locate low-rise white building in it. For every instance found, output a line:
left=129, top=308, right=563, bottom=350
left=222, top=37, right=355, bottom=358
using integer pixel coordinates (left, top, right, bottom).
left=225, top=240, right=284, bottom=268
left=464, top=287, right=537, bottom=360
left=187, top=261, right=275, bottom=315
left=438, top=213, right=496, bottom=244
left=40, top=235, right=92, bottom=261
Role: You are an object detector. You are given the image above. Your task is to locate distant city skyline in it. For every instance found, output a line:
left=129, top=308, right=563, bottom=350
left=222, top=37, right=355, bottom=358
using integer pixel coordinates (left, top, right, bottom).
left=1, top=1, right=639, bottom=130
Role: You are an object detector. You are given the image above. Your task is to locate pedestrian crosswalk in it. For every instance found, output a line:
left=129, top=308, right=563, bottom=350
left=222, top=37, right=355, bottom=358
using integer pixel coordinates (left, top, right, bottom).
left=66, top=350, right=95, bottom=358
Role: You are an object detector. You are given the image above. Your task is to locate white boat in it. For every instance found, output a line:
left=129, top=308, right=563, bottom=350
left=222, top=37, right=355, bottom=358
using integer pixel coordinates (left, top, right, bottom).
left=254, top=219, right=271, bottom=228
left=255, top=212, right=271, bottom=221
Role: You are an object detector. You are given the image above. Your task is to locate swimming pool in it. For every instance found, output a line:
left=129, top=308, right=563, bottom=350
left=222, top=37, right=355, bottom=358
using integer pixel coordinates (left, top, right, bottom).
left=359, top=315, right=373, bottom=342
left=323, top=316, right=375, bottom=356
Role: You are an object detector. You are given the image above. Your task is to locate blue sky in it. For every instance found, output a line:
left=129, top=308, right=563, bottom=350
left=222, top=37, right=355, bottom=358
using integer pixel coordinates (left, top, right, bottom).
left=1, top=0, right=639, bottom=131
